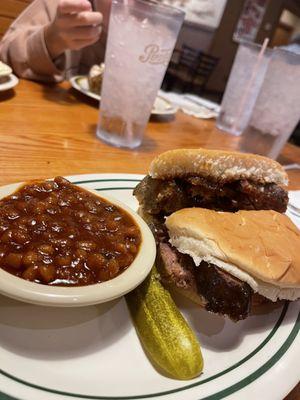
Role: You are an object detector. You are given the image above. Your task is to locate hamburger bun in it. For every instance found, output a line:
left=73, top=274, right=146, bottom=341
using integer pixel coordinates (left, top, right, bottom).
left=165, top=208, right=300, bottom=301
left=149, top=148, right=288, bottom=185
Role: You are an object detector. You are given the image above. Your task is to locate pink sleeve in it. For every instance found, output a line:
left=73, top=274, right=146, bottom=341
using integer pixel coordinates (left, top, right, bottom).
left=0, top=0, right=65, bottom=82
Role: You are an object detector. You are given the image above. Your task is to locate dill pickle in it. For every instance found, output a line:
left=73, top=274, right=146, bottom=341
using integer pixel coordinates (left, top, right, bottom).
left=125, top=265, right=203, bottom=380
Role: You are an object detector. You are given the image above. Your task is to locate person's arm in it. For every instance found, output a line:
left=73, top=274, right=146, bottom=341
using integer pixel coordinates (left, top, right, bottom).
left=0, top=0, right=102, bottom=82
left=0, top=0, right=62, bottom=82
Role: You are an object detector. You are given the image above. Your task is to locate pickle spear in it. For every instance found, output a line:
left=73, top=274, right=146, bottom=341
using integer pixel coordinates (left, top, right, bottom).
left=125, top=265, right=203, bottom=380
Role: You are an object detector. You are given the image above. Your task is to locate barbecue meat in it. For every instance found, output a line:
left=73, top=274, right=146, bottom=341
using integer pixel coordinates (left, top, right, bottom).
left=138, top=211, right=169, bottom=244
left=157, top=242, right=252, bottom=321
left=134, top=176, right=188, bottom=215
left=134, top=173, right=287, bottom=321
left=195, top=262, right=252, bottom=321
left=134, top=175, right=288, bottom=215
left=157, top=243, right=197, bottom=292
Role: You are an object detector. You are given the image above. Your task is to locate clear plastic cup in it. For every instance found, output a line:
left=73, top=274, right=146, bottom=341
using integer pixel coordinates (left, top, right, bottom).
left=216, top=41, right=271, bottom=136
left=239, top=48, right=300, bottom=159
left=97, top=0, right=185, bottom=149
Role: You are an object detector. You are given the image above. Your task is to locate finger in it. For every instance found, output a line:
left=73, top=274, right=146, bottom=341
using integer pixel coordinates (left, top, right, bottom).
left=63, top=11, right=103, bottom=27
left=58, top=0, right=91, bottom=15
left=69, top=25, right=101, bottom=41
left=70, top=35, right=101, bottom=50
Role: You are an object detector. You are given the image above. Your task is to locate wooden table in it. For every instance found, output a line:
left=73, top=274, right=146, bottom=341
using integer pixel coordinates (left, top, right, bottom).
left=0, top=79, right=300, bottom=189
left=0, top=79, right=299, bottom=399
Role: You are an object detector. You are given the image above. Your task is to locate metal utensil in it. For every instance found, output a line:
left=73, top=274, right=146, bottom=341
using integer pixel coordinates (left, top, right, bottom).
left=287, top=203, right=300, bottom=218
left=284, top=164, right=300, bottom=171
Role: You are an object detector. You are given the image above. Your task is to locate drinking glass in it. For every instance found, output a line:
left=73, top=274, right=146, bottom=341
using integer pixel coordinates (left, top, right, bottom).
left=239, top=48, right=300, bottom=159
left=216, top=41, right=271, bottom=136
left=97, top=0, right=185, bottom=148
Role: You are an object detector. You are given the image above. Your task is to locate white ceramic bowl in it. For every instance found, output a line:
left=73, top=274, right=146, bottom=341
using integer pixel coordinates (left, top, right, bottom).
left=0, top=182, right=156, bottom=307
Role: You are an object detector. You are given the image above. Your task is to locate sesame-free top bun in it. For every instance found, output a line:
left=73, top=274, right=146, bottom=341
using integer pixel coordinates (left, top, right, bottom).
left=149, top=149, right=288, bottom=185
left=165, top=208, right=300, bottom=289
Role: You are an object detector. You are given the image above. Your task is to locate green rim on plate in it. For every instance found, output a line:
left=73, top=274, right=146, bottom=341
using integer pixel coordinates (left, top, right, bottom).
left=0, top=177, right=299, bottom=400
left=1, top=304, right=298, bottom=400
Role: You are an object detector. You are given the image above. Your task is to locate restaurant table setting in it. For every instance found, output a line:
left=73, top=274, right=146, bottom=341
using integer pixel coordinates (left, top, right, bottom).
left=0, top=170, right=298, bottom=400
left=0, top=0, right=299, bottom=399
left=0, top=76, right=300, bottom=399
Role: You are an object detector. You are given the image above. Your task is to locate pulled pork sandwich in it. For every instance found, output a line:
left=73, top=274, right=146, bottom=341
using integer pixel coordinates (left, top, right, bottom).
left=134, top=148, right=289, bottom=218
left=161, top=208, right=300, bottom=321
left=134, top=149, right=294, bottom=321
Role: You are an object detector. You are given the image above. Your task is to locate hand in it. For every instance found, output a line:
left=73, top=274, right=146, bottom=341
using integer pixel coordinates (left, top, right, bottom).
left=44, top=0, right=103, bottom=59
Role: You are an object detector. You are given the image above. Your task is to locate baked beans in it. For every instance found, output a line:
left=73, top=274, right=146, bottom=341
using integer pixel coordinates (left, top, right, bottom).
left=0, top=177, right=141, bottom=286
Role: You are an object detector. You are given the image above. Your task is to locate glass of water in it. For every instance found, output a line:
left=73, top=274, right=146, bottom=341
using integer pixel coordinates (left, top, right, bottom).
left=97, top=0, right=185, bottom=149
left=216, top=41, right=271, bottom=136
left=239, top=48, right=300, bottom=159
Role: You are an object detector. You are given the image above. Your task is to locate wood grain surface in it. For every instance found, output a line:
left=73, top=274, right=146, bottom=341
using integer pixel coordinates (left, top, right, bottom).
left=0, top=79, right=299, bottom=399
left=0, top=79, right=300, bottom=188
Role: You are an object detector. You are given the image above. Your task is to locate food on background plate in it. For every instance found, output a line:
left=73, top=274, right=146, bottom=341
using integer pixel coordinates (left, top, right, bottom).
left=88, top=63, right=105, bottom=94
left=0, top=61, right=12, bottom=84
left=126, top=265, right=203, bottom=380
left=162, top=208, right=300, bottom=321
left=0, top=177, right=141, bottom=286
left=134, top=148, right=288, bottom=218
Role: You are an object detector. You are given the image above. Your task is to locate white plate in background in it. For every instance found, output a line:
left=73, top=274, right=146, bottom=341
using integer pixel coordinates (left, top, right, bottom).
left=0, top=74, right=19, bottom=92
left=70, top=76, right=179, bottom=116
left=0, top=173, right=299, bottom=400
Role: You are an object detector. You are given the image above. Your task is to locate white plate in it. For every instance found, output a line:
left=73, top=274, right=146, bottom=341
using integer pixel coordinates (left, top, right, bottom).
left=0, top=74, right=19, bottom=92
left=70, top=76, right=178, bottom=116
left=157, top=91, right=219, bottom=119
left=0, top=173, right=299, bottom=400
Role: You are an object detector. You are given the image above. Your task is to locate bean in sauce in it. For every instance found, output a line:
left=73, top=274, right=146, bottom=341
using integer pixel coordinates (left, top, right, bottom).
left=0, top=177, right=141, bottom=286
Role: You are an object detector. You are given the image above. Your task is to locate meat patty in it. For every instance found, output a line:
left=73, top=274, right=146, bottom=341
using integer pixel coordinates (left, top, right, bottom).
left=157, top=242, right=252, bottom=321
left=195, top=262, right=252, bottom=321
left=157, top=243, right=197, bottom=292
left=134, top=176, right=188, bottom=215
left=134, top=175, right=288, bottom=215
left=138, top=209, right=169, bottom=244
